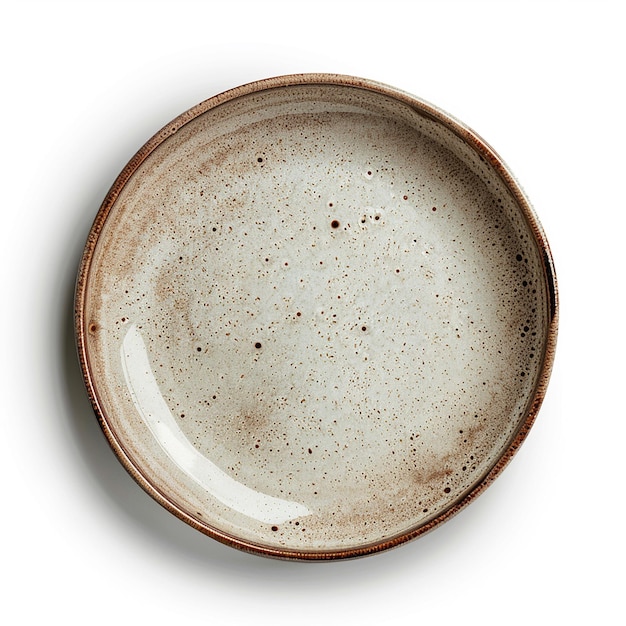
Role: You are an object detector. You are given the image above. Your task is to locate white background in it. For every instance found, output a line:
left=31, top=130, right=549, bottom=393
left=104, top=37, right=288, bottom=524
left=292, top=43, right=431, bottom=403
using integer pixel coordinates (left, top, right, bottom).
left=2, top=1, right=623, bottom=623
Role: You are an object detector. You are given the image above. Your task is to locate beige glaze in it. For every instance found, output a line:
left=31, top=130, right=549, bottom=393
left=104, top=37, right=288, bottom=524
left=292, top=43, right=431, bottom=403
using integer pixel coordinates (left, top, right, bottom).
left=76, top=75, right=558, bottom=559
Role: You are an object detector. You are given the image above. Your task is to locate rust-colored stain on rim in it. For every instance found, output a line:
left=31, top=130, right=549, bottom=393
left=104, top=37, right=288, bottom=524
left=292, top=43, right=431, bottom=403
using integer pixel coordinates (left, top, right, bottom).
left=75, top=74, right=558, bottom=560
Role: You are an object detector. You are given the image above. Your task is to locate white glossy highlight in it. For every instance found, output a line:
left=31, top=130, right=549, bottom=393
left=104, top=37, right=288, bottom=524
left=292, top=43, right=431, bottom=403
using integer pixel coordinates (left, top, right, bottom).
left=120, top=324, right=310, bottom=525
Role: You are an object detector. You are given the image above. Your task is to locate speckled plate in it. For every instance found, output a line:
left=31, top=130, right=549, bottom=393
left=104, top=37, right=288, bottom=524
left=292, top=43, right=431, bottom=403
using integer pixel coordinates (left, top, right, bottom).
left=76, top=74, right=558, bottom=560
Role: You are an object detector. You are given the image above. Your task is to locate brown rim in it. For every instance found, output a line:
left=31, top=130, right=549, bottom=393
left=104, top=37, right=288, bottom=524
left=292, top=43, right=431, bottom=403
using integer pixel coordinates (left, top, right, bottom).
left=75, top=73, right=558, bottom=560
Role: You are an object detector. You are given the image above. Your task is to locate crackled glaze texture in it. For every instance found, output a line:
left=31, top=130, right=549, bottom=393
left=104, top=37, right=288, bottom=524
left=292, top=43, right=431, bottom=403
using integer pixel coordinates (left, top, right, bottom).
left=78, top=76, right=557, bottom=559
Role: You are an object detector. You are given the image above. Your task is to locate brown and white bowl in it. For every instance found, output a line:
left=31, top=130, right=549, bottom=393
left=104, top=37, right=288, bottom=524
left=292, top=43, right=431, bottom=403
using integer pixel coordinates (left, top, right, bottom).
left=75, top=74, right=558, bottom=560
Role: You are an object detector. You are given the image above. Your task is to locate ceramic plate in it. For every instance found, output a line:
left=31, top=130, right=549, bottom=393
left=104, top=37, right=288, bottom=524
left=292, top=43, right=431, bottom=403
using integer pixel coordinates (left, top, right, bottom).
left=75, top=74, right=558, bottom=560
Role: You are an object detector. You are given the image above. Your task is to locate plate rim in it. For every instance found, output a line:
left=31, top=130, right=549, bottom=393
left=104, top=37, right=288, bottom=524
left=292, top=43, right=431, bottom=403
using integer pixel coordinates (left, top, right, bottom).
left=74, top=73, right=559, bottom=560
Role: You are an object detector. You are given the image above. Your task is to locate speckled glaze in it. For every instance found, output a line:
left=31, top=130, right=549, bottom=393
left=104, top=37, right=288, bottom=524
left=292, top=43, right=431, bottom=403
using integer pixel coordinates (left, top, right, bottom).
left=76, top=74, right=558, bottom=560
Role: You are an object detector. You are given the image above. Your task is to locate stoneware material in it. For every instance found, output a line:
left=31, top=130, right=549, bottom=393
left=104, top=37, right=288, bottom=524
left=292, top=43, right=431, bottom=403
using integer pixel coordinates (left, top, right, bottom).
left=75, top=74, right=558, bottom=560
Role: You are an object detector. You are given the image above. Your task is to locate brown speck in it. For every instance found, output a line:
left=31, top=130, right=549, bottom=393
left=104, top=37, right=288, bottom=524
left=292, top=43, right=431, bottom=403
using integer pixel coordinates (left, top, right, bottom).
left=255, top=342, right=262, bottom=349
left=271, top=525, right=278, bottom=531
left=331, top=220, right=340, bottom=229
left=88, top=323, right=97, bottom=333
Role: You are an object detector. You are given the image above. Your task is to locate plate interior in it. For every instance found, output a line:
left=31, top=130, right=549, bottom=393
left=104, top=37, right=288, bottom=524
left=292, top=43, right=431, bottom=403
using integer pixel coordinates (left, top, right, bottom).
left=82, top=82, right=550, bottom=555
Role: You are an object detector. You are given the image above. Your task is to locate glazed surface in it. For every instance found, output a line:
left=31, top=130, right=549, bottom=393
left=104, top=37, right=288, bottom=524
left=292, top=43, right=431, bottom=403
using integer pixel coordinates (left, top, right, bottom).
left=83, top=84, right=549, bottom=553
